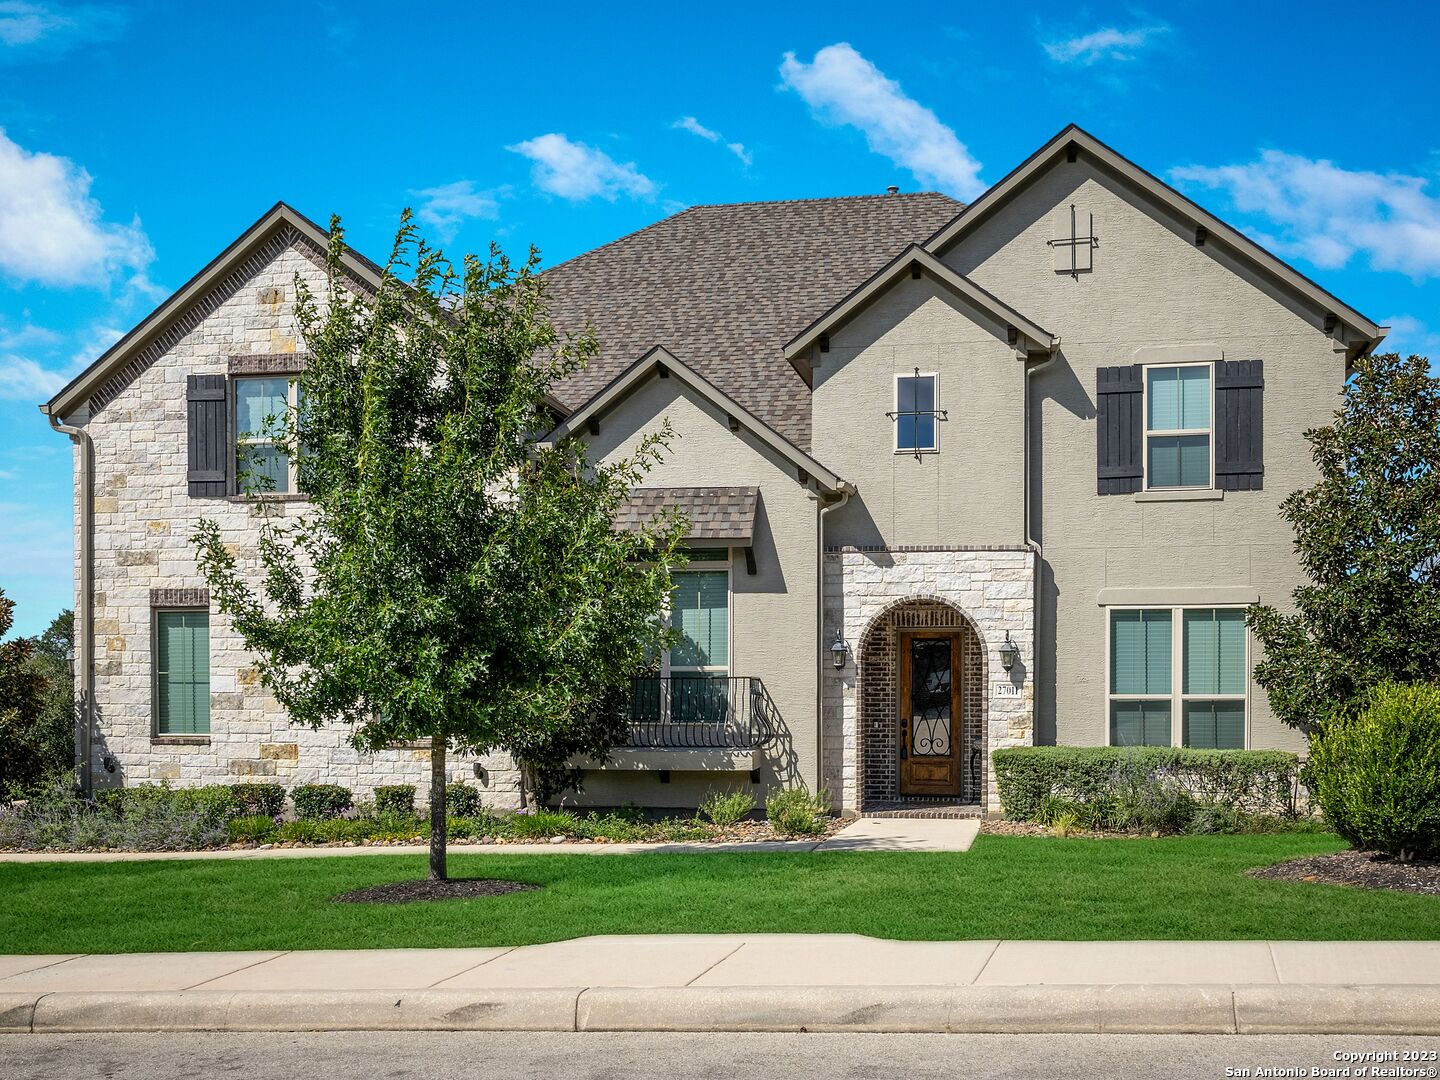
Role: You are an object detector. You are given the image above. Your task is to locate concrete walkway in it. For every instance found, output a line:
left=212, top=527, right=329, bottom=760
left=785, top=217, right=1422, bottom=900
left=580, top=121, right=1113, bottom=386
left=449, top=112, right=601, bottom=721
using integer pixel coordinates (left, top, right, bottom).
left=2, top=936, right=1438, bottom=1034
left=0, top=817, right=980, bottom=863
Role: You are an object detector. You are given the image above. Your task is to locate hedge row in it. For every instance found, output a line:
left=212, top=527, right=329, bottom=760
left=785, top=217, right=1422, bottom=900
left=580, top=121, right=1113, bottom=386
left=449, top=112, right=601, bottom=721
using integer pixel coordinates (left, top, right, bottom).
left=992, top=746, right=1301, bottom=822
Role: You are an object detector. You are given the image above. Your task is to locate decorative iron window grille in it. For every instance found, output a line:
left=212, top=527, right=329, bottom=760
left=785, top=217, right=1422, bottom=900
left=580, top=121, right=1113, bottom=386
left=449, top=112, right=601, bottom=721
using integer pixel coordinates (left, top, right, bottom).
left=887, top=368, right=947, bottom=460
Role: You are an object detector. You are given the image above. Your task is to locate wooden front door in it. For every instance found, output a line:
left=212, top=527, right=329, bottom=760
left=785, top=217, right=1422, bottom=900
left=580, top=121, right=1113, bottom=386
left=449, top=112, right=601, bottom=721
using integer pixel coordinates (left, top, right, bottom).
left=898, top=632, right=962, bottom=797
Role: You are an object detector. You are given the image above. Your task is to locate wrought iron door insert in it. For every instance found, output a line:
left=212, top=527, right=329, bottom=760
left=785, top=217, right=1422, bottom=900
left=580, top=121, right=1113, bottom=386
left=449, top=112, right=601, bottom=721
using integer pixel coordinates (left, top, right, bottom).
left=899, top=632, right=962, bottom=797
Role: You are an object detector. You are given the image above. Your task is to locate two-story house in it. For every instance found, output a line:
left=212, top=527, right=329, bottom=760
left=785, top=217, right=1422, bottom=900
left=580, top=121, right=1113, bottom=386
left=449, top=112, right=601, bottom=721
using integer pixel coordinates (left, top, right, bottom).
left=41, top=126, right=1386, bottom=814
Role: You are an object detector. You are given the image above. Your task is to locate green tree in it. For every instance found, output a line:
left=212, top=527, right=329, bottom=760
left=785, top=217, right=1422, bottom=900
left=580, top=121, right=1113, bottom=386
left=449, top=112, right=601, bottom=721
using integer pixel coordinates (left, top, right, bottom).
left=194, top=214, right=683, bottom=880
left=0, top=591, right=57, bottom=799
left=1248, top=353, right=1440, bottom=731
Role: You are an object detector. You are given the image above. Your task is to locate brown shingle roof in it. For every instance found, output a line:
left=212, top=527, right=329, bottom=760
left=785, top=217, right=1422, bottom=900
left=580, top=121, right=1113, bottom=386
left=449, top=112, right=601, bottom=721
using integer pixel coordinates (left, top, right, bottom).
left=615, top=486, right=759, bottom=541
left=542, top=193, right=963, bottom=450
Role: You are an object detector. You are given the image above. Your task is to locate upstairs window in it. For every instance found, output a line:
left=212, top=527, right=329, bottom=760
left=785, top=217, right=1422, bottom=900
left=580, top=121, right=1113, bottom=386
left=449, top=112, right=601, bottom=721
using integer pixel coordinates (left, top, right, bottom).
left=1145, top=364, right=1211, bottom=489
left=235, top=376, right=298, bottom=494
left=893, top=372, right=940, bottom=455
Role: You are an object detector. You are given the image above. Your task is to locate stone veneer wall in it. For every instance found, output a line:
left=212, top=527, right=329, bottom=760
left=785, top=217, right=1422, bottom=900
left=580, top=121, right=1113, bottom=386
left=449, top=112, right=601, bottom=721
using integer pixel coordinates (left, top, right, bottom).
left=71, top=235, right=520, bottom=806
left=822, top=547, right=1035, bottom=813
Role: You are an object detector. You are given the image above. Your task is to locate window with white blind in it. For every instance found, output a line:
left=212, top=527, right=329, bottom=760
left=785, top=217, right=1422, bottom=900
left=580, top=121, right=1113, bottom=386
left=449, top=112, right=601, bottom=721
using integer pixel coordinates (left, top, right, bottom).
left=1145, top=364, right=1212, bottom=489
left=1108, top=607, right=1247, bottom=748
left=235, top=376, right=298, bottom=494
left=154, top=610, right=210, bottom=736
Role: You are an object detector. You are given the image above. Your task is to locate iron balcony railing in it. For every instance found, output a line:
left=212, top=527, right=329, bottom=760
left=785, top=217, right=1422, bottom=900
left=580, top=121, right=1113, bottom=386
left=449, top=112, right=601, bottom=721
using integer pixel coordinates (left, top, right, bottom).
left=625, top=676, right=781, bottom=751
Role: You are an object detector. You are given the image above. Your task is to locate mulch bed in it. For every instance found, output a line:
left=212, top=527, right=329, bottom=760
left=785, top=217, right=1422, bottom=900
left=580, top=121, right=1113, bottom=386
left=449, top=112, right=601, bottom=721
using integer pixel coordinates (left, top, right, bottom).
left=332, top=878, right=540, bottom=904
left=1250, top=850, right=1440, bottom=896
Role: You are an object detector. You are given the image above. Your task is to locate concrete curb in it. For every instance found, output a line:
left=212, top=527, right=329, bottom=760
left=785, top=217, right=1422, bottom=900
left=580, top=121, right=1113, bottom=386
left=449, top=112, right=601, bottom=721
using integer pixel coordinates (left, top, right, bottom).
left=1, top=985, right=1439, bottom=1034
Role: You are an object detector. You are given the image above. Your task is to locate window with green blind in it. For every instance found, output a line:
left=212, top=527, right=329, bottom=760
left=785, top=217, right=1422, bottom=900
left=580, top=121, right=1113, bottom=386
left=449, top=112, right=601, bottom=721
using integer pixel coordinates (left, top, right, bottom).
left=1181, top=609, right=1246, bottom=748
left=1108, top=609, right=1171, bottom=745
left=155, top=611, right=210, bottom=735
left=1108, top=606, right=1247, bottom=748
left=1146, top=365, right=1211, bottom=489
left=668, top=571, right=729, bottom=672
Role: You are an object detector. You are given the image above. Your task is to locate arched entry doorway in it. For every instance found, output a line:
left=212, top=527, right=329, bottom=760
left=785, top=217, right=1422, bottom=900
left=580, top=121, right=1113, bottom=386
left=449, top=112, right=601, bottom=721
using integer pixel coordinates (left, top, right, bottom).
left=856, top=597, right=987, bottom=809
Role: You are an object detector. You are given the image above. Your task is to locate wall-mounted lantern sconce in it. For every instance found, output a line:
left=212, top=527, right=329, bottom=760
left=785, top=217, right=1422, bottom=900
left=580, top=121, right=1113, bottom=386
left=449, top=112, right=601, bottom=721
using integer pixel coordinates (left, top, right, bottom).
left=830, top=630, right=849, bottom=670
left=999, top=632, right=1019, bottom=674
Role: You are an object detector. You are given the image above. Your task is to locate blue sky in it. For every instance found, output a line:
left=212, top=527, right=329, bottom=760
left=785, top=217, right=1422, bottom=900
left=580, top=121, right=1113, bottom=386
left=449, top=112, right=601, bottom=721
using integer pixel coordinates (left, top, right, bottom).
left=2, top=0, right=1438, bottom=636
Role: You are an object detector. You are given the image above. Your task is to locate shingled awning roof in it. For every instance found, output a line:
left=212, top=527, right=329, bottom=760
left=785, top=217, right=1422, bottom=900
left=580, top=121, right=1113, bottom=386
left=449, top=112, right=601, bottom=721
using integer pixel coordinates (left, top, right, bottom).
left=542, top=193, right=963, bottom=450
left=615, top=486, right=759, bottom=542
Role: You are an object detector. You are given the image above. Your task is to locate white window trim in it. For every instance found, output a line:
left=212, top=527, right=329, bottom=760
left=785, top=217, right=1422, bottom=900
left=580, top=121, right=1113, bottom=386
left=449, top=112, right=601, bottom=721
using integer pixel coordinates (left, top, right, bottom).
left=1142, top=360, right=1214, bottom=491
left=1103, top=604, right=1250, bottom=748
left=662, top=549, right=732, bottom=678
left=234, top=375, right=300, bottom=494
left=893, top=371, right=940, bottom=455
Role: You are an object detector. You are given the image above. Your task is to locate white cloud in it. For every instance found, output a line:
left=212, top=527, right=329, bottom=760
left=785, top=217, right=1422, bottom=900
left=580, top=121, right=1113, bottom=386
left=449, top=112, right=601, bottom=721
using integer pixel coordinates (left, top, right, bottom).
left=1381, top=315, right=1440, bottom=360
left=0, top=2, right=126, bottom=58
left=779, top=42, right=984, bottom=200
left=673, top=116, right=753, bottom=166
left=0, top=127, right=153, bottom=287
left=0, top=354, right=66, bottom=399
left=1171, top=150, right=1440, bottom=279
left=506, top=133, right=656, bottom=202
left=411, top=180, right=502, bottom=242
left=1041, top=24, right=1170, bottom=64
left=0, top=319, right=120, bottom=402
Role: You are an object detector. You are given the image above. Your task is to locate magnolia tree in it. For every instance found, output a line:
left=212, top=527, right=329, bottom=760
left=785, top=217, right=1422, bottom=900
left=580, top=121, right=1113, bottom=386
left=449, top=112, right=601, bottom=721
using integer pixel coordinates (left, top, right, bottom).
left=1248, top=353, right=1440, bottom=731
left=195, top=215, right=683, bottom=880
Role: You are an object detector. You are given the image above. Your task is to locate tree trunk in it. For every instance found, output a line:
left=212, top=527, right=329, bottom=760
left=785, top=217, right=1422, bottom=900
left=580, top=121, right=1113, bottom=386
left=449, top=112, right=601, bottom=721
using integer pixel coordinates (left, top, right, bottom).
left=429, top=739, right=447, bottom=881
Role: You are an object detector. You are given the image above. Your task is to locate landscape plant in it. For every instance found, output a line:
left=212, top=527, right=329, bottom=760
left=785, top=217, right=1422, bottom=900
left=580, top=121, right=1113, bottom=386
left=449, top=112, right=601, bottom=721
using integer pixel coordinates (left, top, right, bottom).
left=0, top=592, right=68, bottom=800
left=1306, top=681, right=1440, bottom=861
left=291, top=784, right=353, bottom=820
left=192, top=214, right=684, bottom=880
left=1248, top=353, right=1440, bottom=731
left=766, top=787, right=831, bottom=837
left=374, top=785, right=416, bottom=816
left=698, top=789, right=757, bottom=827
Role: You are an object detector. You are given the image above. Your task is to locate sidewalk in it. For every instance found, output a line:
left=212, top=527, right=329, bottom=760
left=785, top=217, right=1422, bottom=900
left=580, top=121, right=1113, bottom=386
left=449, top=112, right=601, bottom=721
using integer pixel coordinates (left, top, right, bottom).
left=0, top=817, right=981, bottom=862
left=3, top=936, right=1439, bottom=1035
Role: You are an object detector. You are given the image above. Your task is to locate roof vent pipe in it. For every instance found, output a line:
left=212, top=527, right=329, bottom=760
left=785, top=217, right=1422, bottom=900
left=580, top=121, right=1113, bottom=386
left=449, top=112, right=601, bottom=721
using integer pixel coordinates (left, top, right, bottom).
left=885, top=185, right=899, bottom=195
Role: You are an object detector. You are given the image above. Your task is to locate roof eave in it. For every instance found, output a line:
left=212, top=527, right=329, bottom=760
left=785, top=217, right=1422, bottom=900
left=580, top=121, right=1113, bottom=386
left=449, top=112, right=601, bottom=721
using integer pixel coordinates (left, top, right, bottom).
left=43, top=202, right=385, bottom=421
left=923, top=124, right=1383, bottom=345
left=782, top=244, right=1056, bottom=374
left=544, top=345, right=853, bottom=496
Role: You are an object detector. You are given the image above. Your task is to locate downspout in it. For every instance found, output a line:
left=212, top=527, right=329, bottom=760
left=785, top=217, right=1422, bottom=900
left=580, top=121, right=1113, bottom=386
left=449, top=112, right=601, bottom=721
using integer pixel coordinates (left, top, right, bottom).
left=1022, top=346, right=1059, bottom=749
left=817, top=484, right=851, bottom=807
left=45, top=409, right=95, bottom=796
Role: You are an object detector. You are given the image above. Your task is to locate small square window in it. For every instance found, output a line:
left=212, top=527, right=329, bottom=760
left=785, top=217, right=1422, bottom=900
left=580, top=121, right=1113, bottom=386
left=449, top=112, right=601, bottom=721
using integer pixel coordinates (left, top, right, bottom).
left=895, top=373, right=938, bottom=453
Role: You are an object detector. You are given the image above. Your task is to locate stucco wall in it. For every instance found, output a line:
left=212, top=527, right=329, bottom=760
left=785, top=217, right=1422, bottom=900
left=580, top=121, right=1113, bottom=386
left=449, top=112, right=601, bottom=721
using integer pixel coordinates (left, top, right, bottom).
left=811, top=274, right=1026, bottom=548
left=581, top=370, right=823, bottom=806
left=70, top=236, right=519, bottom=805
left=939, top=156, right=1344, bottom=751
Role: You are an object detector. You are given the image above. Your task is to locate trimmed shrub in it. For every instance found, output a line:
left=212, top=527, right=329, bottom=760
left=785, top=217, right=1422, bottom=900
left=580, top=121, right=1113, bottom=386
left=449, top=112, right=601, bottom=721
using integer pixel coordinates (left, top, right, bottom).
left=374, top=785, right=416, bottom=816
left=698, top=790, right=756, bottom=828
left=766, top=788, right=830, bottom=837
left=444, top=782, right=481, bottom=817
left=993, top=747, right=1300, bottom=824
left=230, top=783, right=285, bottom=817
left=291, top=784, right=353, bottom=820
left=1307, top=682, right=1440, bottom=861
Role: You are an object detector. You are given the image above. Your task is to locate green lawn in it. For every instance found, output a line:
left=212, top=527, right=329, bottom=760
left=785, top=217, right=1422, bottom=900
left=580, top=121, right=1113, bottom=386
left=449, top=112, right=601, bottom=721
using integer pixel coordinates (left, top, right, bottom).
left=2, top=833, right=1435, bottom=953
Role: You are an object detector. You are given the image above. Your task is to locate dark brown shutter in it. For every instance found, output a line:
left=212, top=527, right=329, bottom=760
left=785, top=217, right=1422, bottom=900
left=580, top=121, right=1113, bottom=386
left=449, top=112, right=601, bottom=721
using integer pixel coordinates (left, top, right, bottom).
left=186, top=375, right=229, bottom=497
left=1096, top=365, right=1143, bottom=494
left=1215, top=359, right=1264, bottom=491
